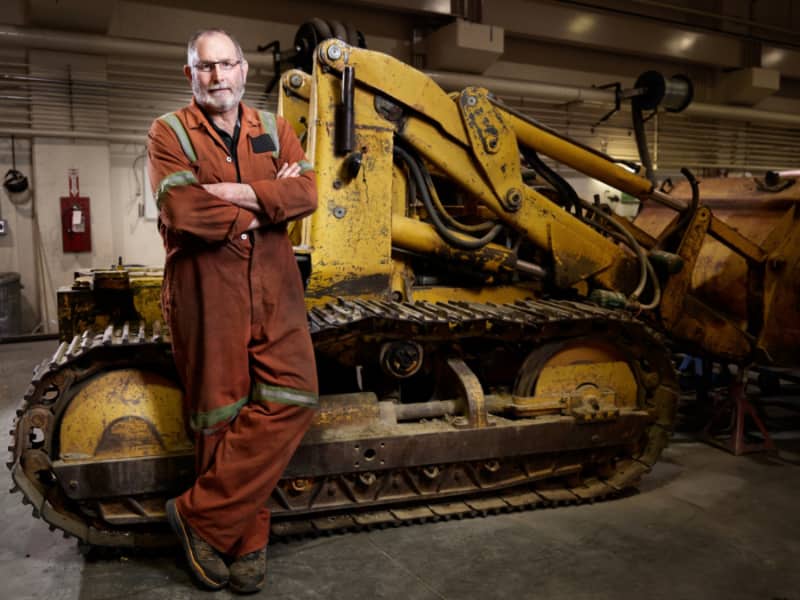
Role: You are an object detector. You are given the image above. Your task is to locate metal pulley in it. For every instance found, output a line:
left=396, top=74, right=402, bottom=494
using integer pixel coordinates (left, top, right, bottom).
left=625, top=71, right=693, bottom=183
left=630, top=70, right=693, bottom=113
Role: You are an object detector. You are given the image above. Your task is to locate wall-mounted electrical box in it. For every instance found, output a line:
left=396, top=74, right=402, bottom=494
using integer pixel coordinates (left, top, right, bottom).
left=60, top=196, right=91, bottom=252
left=60, top=170, right=92, bottom=253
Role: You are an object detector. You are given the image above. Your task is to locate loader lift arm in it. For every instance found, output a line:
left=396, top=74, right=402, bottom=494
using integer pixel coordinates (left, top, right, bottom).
left=308, top=39, right=798, bottom=365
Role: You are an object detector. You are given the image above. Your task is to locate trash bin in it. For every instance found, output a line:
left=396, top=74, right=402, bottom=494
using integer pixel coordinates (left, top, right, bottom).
left=0, top=272, right=22, bottom=337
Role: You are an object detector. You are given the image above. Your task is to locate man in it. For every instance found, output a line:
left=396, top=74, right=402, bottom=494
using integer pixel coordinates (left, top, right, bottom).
left=147, top=29, right=318, bottom=594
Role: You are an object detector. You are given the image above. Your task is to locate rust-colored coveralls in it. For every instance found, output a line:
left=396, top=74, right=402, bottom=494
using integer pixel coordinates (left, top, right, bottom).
left=147, top=99, right=317, bottom=556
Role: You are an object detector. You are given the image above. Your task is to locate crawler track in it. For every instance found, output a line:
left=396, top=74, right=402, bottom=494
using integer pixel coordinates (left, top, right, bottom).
left=9, top=299, right=677, bottom=547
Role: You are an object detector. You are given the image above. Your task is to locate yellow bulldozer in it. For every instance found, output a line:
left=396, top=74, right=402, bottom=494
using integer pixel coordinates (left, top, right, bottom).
left=9, top=34, right=800, bottom=549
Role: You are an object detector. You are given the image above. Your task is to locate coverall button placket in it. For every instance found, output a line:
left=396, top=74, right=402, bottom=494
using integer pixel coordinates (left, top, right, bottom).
left=249, top=246, right=264, bottom=330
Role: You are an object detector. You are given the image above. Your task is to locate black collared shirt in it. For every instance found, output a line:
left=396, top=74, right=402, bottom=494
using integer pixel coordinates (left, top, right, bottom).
left=201, top=105, right=242, bottom=182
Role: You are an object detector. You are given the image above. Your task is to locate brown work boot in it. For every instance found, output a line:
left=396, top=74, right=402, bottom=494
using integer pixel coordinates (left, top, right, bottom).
left=229, top=547, right=267, bottom=594
left=165, top=498, right=229, bottom=590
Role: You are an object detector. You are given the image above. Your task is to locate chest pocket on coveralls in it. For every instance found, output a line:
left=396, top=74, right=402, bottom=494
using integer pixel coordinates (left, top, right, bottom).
left=245, top=135, right=279, bottom=182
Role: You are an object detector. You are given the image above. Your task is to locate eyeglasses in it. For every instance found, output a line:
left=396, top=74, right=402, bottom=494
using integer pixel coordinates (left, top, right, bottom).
left=193, top=60, right=242, bottom=73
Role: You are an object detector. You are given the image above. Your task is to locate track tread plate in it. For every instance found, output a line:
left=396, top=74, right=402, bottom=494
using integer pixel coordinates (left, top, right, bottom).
left=534, top=487, right=580, bottom=503
left=464, top=496, right=508, bottom=512
left=312, top=514, right=356, bottom=532
left=427, top=502, right=471, bottom=517
left=352, top=510, right=396, bottom=526
left=500, top=490, right=544, bottom=508
left=391, top=506, right=436, bottom=521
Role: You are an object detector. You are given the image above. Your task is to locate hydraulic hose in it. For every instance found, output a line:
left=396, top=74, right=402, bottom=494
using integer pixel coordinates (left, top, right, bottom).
left=394, top=145, right=503, bottom=250
left=656, top=167, right=699, bottom=251
left=578, top=199, right=651, bottom=303
left=632, top=102, right=656, bottom=183
left=420, top=166, right=496, bottom=234
left=637, top=257, right=662, bottom=311
left=520, top=144, right=650, bottom=300
left=404, top=160, right=417, bottom=217
left=520, top=147, right=582, bottom=217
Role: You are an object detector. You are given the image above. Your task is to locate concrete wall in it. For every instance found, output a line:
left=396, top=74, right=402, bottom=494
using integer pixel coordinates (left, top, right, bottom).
left=8, top=141, right=168, bottom=335
left=109, top=144, right=164, bottom=267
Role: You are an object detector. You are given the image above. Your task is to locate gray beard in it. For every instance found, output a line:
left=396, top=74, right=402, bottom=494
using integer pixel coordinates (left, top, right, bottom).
left=193, top=78, right=245, bottom=113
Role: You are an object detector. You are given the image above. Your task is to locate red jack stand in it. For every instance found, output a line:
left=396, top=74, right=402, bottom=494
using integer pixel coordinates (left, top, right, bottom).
left=703, top=373, right=776, bottom=456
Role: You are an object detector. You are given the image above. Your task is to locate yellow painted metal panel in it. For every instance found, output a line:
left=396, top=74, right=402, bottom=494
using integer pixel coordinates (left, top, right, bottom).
left=317, top=40, right=469, bottom=146
left=278, top=69, right=312, bottom=140
left=130, top=277, right=164, bottom=328
left=411, top=285, right=537, bottom=304
left=59, top=369, right=190, bottom=460
left=391, top=216, right=516, bottom=273
left=534, top=362, right=638, bottom=409
left=304, top=60, right=395, bottom=303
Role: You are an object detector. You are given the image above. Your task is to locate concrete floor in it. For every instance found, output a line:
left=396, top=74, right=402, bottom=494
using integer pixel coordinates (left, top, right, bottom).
left=2, top=340, right=800, bottom=600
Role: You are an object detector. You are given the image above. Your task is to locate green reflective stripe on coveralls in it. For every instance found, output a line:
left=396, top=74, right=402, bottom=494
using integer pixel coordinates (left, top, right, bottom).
left=258, top=110, right=280, bottom=158
left=297, top=159, right=313, bottom=174
left=159, top=112, right=197, bottom=162
left=156, top=170, right=198, bottom=207
left=252, top=382, right=318, bottom=408
left=190, top=395, right=249, bottom=432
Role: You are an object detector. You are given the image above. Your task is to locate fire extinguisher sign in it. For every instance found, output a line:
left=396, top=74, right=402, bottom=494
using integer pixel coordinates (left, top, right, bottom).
left=60, top=168, right=92, bottom=253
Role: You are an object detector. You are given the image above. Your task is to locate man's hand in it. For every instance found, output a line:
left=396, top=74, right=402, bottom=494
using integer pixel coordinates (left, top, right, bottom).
left=245, top=216, right=268, bottom=231
left=277, top=162, right=302, bottom=179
